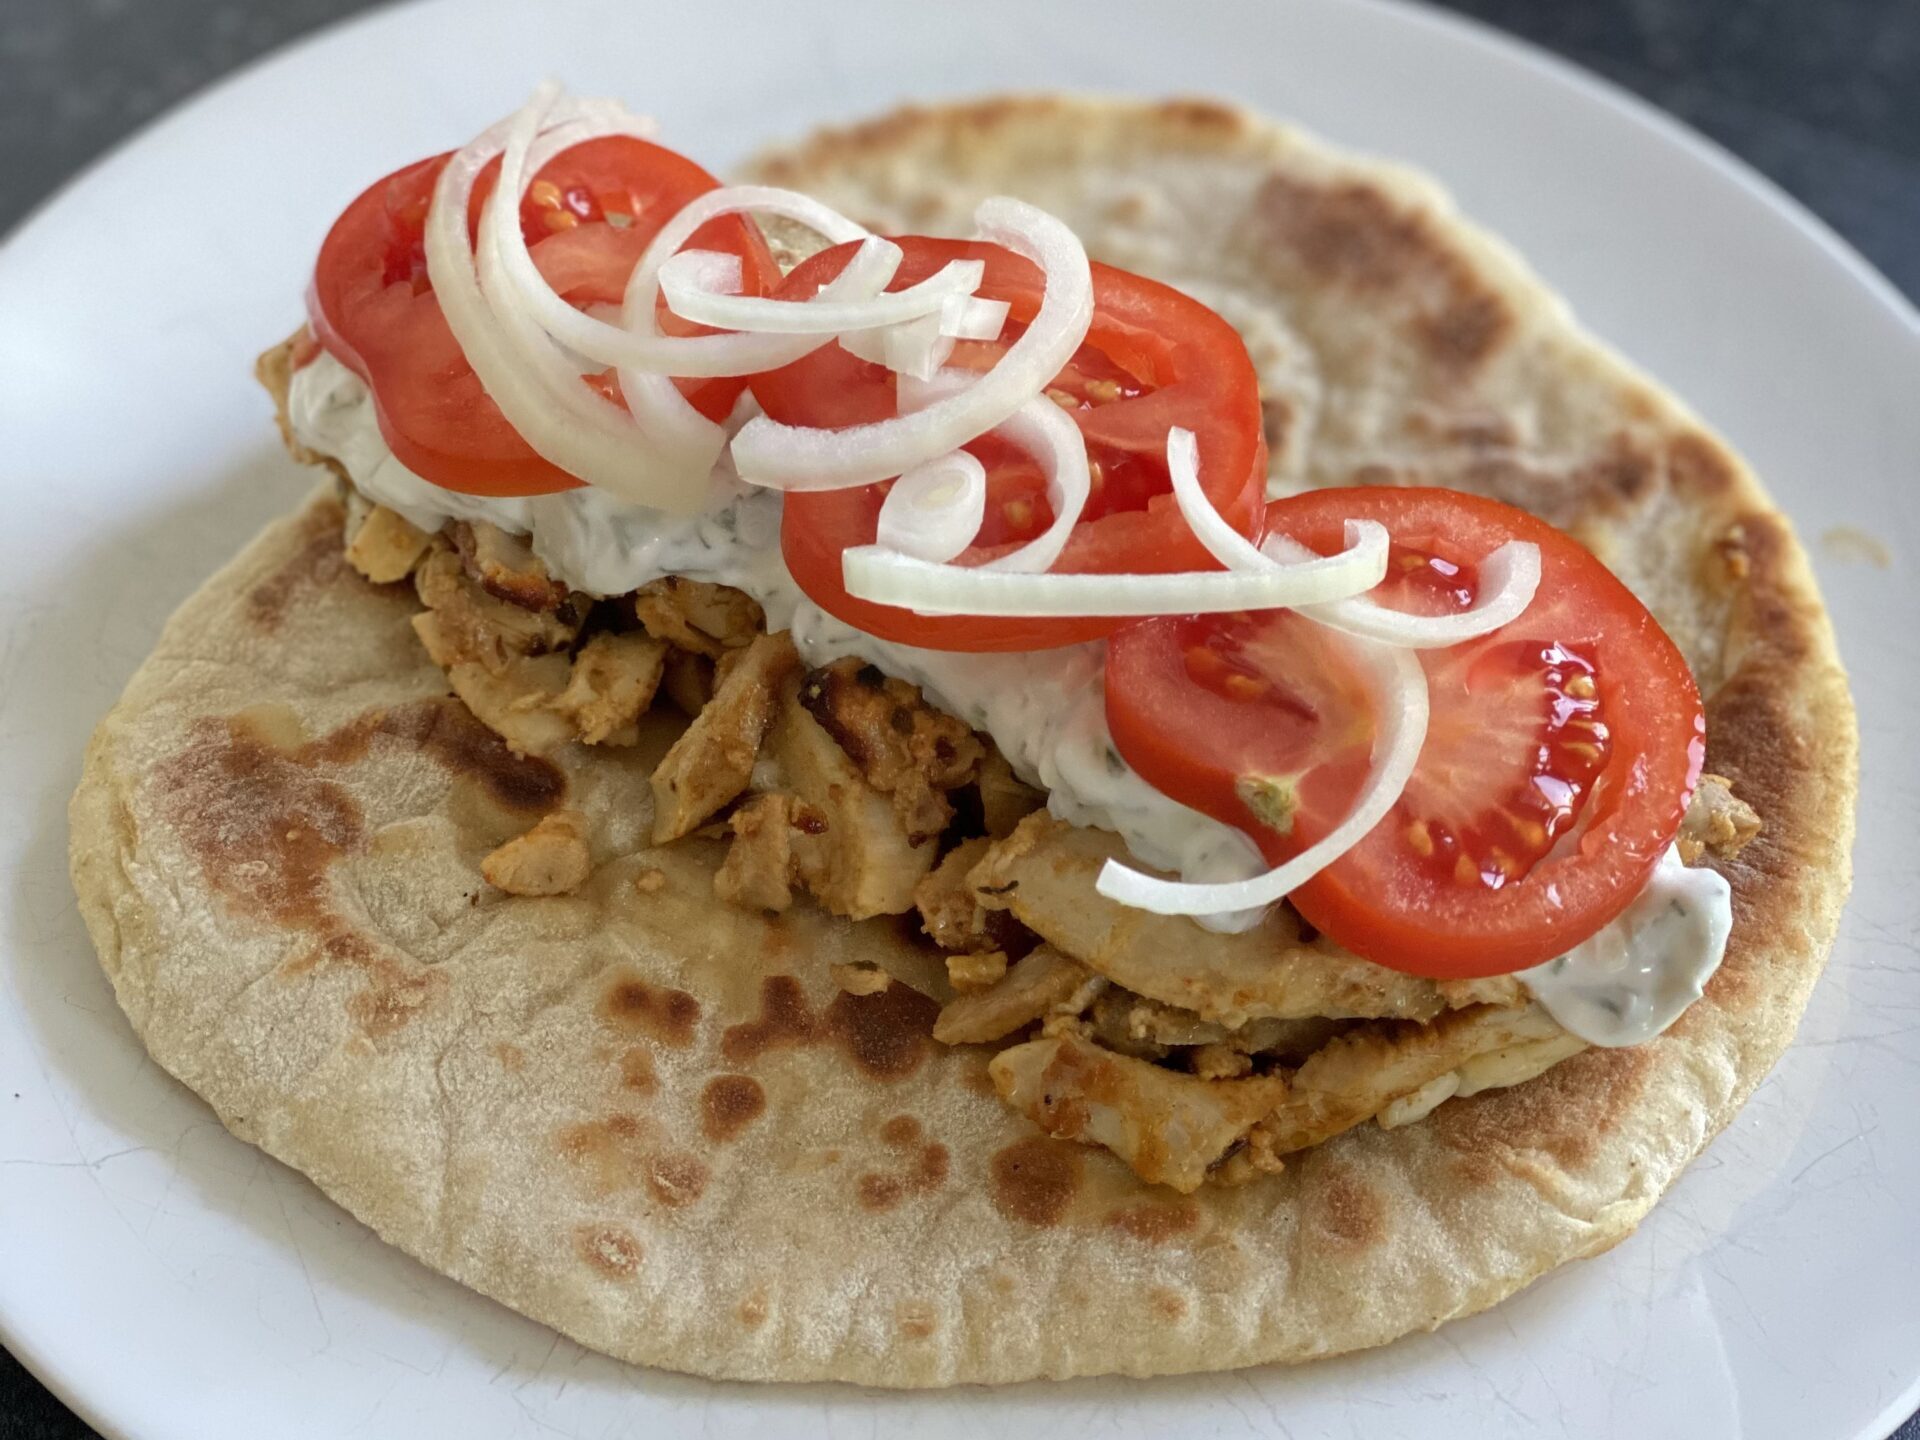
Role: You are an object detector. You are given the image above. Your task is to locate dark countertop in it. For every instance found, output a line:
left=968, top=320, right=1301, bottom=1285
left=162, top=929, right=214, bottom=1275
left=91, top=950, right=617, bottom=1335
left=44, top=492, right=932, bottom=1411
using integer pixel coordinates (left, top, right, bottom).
left=2, top=2, right=1914, bottom=1437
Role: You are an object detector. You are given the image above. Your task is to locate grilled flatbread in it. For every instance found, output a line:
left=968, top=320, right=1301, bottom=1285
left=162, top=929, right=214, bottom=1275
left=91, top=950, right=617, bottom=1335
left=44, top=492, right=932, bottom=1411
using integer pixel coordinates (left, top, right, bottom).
left=70, top=96, right=1855, bottom=1383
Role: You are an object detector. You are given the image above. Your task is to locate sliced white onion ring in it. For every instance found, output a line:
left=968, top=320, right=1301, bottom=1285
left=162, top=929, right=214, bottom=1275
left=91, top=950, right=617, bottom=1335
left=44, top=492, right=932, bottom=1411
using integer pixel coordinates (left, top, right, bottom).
left=875, top=452, right=987, bottom=562
left=841, top=518, right=1388, bottom=617
left=611, top=203, right=895, bottom=494
left=730, top=197, right=1094, bottom=490
left=1095, top=638, right=1431, bottom=915
left=838, top=311, right=956, bottom=381
left=430, top=89, right=704, bottom=509
left=839, top=293, right=1013, bottom=379
left=657, top=248, right=743, bottom=297
left=943, top=294, right=1009, bottom=342
left=1167, top=428, right=1541, bottom=648
left=664, top=256, right=985, bottom=335
left=1266, top=533, right=1541, bottom=648
left=979, top=396, right=1091, bottom=574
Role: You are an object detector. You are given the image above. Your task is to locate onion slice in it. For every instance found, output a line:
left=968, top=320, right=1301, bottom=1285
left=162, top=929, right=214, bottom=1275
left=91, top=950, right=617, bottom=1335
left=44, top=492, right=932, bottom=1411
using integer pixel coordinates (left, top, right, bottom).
left=1167, top=428, right=1541, bottom=648
left=1095, top=638, right=1431, bottom=914
left=430, top=89, right=705, bottom=509
left=730, top=196, right=1094, bottom=490
left=840, top=518, right=1387, bottom=617
left=875, top=452, right=987, bottom=562
left=978, top=396, right=1091, bottom=574
left=664, top=256, right=985, bottom=335
left=1266, top=533, right=1541, bottom=648
left=607, top=199, right=892, bottom=496
left=656, top=248, right=743, bottom=297
left=838, top=312, right=957, bottom=381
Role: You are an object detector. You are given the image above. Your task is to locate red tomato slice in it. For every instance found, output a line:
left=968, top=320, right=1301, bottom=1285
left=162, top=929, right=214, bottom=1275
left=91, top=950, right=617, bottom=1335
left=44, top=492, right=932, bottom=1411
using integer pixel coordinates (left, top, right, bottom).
left=309, top=137, right=779, bottom=497
left=749, top=238, right=1267, bottom=651
left=1105, top=487, right=1705, bottom=977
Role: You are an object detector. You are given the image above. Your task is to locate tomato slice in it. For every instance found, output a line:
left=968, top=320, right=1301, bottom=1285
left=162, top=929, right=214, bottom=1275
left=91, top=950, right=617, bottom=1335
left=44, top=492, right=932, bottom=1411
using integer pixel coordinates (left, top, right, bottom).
left=1105, top=487, right=1705, bottom=977
left=309, top=137, right=779, bottom=497
left=749, top=238, right=1267, bottom=651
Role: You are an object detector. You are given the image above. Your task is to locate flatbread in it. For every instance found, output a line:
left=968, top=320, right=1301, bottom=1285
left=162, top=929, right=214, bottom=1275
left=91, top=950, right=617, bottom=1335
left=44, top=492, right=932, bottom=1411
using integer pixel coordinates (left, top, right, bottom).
left=70, top=97, right=1856, bottom=1384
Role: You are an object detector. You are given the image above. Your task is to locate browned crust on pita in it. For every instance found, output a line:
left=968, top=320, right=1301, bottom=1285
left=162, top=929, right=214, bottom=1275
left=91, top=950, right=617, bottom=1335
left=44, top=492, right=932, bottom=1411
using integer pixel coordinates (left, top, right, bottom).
left=70, top=97, right=1854, bottom=1384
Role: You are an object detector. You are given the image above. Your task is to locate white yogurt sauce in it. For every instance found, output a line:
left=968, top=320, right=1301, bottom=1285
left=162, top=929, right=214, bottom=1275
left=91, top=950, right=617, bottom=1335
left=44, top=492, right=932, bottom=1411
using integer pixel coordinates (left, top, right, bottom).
left=1519, top=845, right=1733, bottom=1047
left=287, top=350, right=1737, bottom=1009
left=288, top=351, right=1270, bottom=929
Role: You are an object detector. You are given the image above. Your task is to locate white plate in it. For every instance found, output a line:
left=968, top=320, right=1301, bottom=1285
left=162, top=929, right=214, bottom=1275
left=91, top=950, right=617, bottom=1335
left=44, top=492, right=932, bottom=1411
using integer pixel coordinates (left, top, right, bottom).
left=3, top=1, right=1915, bottom=1436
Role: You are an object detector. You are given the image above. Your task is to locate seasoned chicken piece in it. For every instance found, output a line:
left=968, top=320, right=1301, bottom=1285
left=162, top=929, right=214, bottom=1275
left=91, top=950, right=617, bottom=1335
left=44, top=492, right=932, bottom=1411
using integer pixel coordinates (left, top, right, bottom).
left=414, top=545, right=578, bottom=671
left=934, top=946, right=1091, bottom=1044
left=990, top=1035, right=1289, bottom=1193
left=633, top=577, right=764, bottom=657
left=659, top=647, right=715, bottom=716
left=1435, top=974, right=1528, bottom=1010
left=913, top=837, right=1028, bottom=954
left=1373, top=1026, right=1588, bottom=1129
left=449, top=520, right=569, bottom=611
left=650, top=632, right=799, bottom=843
left=1086, top=990, right=1346, bottom=1062
left=1191, top=1045, right=1254, bottom=1080
left=831, top=962, right=893, bottom=996
left=550, top=631, right=667, bottom=746
left=713, top=792, right=800, bottom=912
left=344, top=502, right=432, bottom=584
left=976, top=746, right=1044, bottom=839
left=798, top=658, right=985, bottom=843
left=1677, top=773, right=1762, bottom=864
left=945, top=950, right=1009, bottom=993
left=1254, top=1003, right=1575, bottom=1156
left=971, top=814, right=1454, bottom=1025
left=481, top=809, right=591, bottom=896
left=414, top=613, right=576, bottom=757
left=770, top=688, right=936, bottom=919
left=257, top=330, right=333, bottom=467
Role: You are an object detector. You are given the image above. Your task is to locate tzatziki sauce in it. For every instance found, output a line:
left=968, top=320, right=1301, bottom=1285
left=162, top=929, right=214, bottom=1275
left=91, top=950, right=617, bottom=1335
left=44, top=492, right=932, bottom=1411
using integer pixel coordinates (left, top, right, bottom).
left=287, top=348, right=1737, bottom=997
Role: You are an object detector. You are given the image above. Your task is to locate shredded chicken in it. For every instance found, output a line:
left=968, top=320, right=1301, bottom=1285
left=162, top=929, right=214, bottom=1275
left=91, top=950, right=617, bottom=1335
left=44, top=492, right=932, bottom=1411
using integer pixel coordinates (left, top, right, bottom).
left=547, top=631, right=667, bottom=746
left=481, top=809, right=591, bottom=896
left=831, top=962, right=894, bottom=996
left=798, top=658, right=985, bottom=843
left=1435, top=974, right=1528, bottom=1009
left=1677, top=773, right=1762, bottom=865
left=414, top=613, right=576, bottom=757
left=945, top=950, right=1010, bottom=993
left=990, top=1035, right=1289, bottom=1193
left=343, top=502, right=431, bottom=584
left=449, top=520, right=569, bottom=611
left=712, top=791, right=800, bottom=912
left=934, top=946, right=1091, bottom=1044
left=971, top=814, right=1460, bottom=1025
left=659, top=647, right=715, bottom=716
left=1085, top=990, right=1346, bottom=1062
left=413, top=545, right=577, bottom=672
left=634, top=577, right=763, bottom=657
left=650, top=632, right=799, bottom=844
left=1191, top=1044, right=1254, bottom=1080
left=976, top=746, right=1045, bottom=839
left=1253, top=1003, right=1574, bottom=1156
left=913, top=837, right=1027, bottom=954
left=769, top=686, right=936, bottom=919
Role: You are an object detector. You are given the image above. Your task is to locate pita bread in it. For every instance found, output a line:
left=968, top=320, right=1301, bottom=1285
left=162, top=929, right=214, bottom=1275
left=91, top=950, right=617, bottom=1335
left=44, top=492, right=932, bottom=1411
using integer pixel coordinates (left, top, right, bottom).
left=70, top=97, right=1855, bottom=1384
